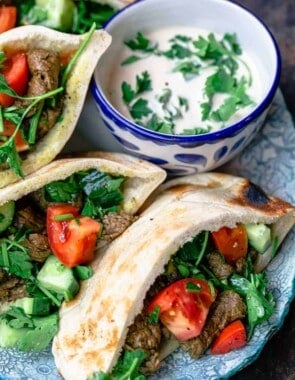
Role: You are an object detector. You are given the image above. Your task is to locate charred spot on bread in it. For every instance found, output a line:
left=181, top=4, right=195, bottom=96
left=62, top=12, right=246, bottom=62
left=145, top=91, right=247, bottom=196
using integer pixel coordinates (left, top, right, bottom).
left=244, top=182, right=270, bottom=206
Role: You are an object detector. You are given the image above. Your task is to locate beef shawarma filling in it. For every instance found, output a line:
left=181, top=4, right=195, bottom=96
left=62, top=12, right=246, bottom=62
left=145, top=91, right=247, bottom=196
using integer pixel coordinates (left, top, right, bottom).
left=0, top=168, right=134, bottom=307
left=0, top=26, right=96, bottom=178
left=0, top=47, right=65, bottom=165
left=16, top=48, right=64, bottom=140
left=122, top=226, right=275, bottom=374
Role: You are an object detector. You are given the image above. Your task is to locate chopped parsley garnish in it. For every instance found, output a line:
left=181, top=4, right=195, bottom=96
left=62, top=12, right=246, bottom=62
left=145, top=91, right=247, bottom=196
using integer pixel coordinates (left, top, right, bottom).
left=148, top=305, right=161, bottom=324
left=120, top=30, right=255, bottom=135
left=186, top=282, right=201, bottom=293
left=45, top=169, right=126, bottom=220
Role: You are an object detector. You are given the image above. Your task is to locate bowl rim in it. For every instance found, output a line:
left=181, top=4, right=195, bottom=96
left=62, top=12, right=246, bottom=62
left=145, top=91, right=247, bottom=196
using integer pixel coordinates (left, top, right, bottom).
left=91, top=0, right=281, bottom=143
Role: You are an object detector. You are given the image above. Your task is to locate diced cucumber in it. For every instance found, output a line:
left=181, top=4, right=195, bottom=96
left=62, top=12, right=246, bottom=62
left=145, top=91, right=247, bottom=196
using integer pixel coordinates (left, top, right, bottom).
left=0, top=201, right=15, bottom=233
left=0, top=318, right=27, bottom=348
left=0, top=313, right=58, bottom=352
left=37, top=255, right=79, bottom=301
left=36, top=0, right=76, bottom=32
left=13, top=297, right=51, bottom=316
left=245, top=223, right=271, bottom=254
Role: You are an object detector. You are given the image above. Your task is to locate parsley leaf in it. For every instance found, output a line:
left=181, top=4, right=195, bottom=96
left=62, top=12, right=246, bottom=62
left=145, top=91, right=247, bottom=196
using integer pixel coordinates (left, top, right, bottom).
left=0, top=74, right=18, bottom=98
left=211, top=96, right=238, bottom=122
left=112, top=349, right=147, bottom=379
left=163, top=42, right=192, bottom=59
left=44, top=175, right=80, bottom=203
left=125, top=32, right=156, bottom=53
left=121, top=55, right=142, bottom=66
left=229, top=273, right=274, bottom=339
left=180, top=125, right=212, bottom=135
left=173, top=231, right=209, bottom=277
left=89, top=349, right=147, bottom=380
left=0, top=139, right=24, bottom=178
left=172, top=60, right=201, bottom=80
left=205, top=69, right=235, bottom=99
left=0, top=236, right=33, bottom=279
left=130, top=98, right=152, bottom=120
left=122, top=71, right=152, bottom=108
left=136, top=71, right=152, bottom=94
left=122, top=82, right=136, bottom=104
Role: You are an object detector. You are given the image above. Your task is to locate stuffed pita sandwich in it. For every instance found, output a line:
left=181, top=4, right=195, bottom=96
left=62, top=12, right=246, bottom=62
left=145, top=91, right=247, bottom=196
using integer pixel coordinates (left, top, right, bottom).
left=52, top=172, right=295, bottom=379
left=0, top=24, right=111, bottom=187
left=0, top=151, right=166, bottom=351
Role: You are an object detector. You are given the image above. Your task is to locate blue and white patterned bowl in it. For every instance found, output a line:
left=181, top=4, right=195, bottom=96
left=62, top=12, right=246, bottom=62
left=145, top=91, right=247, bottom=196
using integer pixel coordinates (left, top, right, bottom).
left=91, top=0, right=281, bottom=175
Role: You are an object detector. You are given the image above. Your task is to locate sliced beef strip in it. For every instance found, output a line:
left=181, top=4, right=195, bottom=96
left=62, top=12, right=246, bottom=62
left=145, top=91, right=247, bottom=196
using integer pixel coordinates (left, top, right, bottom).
left=13, top=204, right=45, bottom=233
left=124, top=313, right=162, bottom=374
left=0, top=275, right=27, bottom=303
left=14, top=48, right=62, bottom=136
left=27, top=49, right=60, bottom=97
left=180, top=290, right=246, bottom=358
left=22, top=233, right=51, bottom=263
left=206, top=251, right=234, bottom=280
left=37, top=96, right=64, bottom=138
left=101, top=211, right=137, bottom=241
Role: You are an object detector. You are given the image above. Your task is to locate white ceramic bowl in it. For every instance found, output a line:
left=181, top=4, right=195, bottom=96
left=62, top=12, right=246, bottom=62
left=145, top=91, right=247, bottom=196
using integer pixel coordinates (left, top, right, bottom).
left=91, top=0, right=281, bottom=175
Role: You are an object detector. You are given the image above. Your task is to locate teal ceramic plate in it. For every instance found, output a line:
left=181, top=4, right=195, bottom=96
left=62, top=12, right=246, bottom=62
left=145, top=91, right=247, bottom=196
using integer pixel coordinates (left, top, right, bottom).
left=0, top=90, right=294, bottom=380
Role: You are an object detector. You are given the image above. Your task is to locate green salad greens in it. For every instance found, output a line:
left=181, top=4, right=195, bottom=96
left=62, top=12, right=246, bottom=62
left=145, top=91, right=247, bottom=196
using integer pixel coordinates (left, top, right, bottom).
left=15, top=0, right=115, bottom=34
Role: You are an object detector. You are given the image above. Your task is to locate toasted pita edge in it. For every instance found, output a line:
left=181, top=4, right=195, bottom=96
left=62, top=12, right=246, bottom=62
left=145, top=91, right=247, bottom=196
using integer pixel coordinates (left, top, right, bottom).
left=0, top=151, right=166, bottom=215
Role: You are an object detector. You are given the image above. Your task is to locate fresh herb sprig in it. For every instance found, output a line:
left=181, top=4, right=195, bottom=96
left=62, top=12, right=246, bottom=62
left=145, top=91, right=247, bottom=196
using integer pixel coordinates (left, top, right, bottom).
left=121, top=71, right=153, bottom=120
left=229, top=272, right=274, bottom=339
left=0, top=85, right=63, bottom=177
left=122, top=32, right=158, bottom=66
left=89, top=349, right=147, bottom=380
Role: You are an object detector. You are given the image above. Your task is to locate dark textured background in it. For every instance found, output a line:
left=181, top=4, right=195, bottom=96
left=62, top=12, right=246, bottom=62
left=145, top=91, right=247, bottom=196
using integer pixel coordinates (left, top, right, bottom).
left=231, top=1, right=295, bottom=379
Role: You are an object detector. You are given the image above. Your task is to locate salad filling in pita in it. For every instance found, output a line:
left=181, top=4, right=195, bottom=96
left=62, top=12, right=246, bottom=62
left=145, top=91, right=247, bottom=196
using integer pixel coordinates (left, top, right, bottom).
left=52, top=172, right=295, bottom=380
left=0, top=152, right=166, bottom=352
left=0, top=24, right=111, bottom=187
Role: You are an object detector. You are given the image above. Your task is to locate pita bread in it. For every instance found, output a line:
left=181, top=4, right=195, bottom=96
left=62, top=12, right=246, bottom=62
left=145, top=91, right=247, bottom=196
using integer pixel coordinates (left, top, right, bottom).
left=0, top=151, right=166, bottom=214
left=52, top=172, right=295, bottom=379
left=0, top=25, right=111, bottom=188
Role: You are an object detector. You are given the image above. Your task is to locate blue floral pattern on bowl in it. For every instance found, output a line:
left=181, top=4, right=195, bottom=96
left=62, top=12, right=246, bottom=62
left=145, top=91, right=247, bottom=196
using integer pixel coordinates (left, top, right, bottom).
left=0, top=90, right=294, bottom=380
left=92, top=80, right=273, bottom=176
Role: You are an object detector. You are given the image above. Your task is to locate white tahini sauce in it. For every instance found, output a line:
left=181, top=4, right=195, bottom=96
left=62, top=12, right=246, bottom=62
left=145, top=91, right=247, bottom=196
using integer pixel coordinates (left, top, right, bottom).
left=107, top=26, right=263, bottom=135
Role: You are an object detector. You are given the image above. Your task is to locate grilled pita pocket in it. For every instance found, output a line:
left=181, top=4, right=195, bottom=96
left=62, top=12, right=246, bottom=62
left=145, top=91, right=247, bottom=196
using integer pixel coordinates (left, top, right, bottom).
left=52, top=172, right=295, bottom=380
left=0, top=151, right=166, bottom=214
left=0, top=25, right=111, bottom=188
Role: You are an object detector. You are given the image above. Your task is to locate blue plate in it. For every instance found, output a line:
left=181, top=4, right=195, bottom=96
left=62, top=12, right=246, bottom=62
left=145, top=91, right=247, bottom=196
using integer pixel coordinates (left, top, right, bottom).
left=0, top=90, right=294, bottom=380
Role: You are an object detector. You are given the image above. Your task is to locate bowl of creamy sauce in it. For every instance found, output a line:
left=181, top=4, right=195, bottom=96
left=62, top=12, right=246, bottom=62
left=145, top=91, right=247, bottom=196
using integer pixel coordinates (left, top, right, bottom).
left=91, top=0, right=281, bottom=174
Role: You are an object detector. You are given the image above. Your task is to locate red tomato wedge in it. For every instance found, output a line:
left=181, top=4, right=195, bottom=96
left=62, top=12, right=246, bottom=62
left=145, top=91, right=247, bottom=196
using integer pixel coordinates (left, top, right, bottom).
left=211, top=319, right=247, bottom=354
left=0, top=120, right=29, bottom=152
left=211, top=224, right=248, bottom=264
left=0, top=6, right=17, bottom=34
left=47, top=204, right=102, bottom=268
left=0, top=52, right=29, bottom=107
left=147, top=278, right=217, bottom=341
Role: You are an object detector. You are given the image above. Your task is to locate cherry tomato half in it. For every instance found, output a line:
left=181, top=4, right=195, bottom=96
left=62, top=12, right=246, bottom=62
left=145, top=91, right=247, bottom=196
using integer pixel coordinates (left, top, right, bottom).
left=147, top=278, right=217, bottom=341
left=0, top=52, right=29, bottom=107
left=211, top=224, right=248, bottom=264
